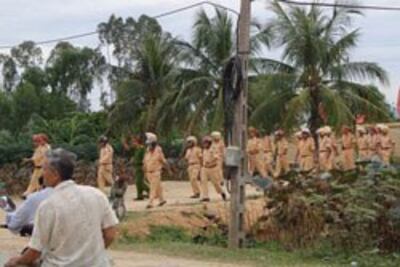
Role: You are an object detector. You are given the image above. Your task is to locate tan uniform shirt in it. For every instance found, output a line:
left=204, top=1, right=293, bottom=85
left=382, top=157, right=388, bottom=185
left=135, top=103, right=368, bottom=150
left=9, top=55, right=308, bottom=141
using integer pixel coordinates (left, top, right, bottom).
left=212, top=141, right=225, bottom=162
left=143, top=146, right=167, bottom=173
left=276, top=138, right=289, bottom=156
left=357, top=135, right=369, bottom=152
left=380, top=135, right=394, bottom=151
left=342, top=133, right=355, bottom=150
left=185, top=146, right=202, bottom=166
left=369, top=134, right=378, bottom=154
left=300, top=138, right=315, bottom=157
left=319, top=137, right=331, bottom=153
left=99, top=144, right=114, bottom=165
left=32, top=144, right=51, bottom=167
left=202, top=147, right=219, bottom=168
left=246, top=137, right=263, bottom=156
left=263, top=136, right=274, bottom=153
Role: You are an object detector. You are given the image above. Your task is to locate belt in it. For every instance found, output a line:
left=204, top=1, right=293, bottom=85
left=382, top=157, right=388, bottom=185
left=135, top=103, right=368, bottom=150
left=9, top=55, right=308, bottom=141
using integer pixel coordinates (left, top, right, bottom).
left=342, top=147, right=352, bottom=150
left=381, top=147, right=391, bottom=150
left=34, top=166, right=42, bottom=169
left=264, top=150, right=272, bottom=153
left=101, top=163, right=112, bottom=165
left=146, top=170, right=160, bottom=174
left=359, top=148, right=368, bottom=151
left=188, top=162, right=200, bottom=166
left=319, top=150, right=328, bottom=153
left=203, top=164, right=217, bottom=169
left=301, top=155, right=312, bottom=158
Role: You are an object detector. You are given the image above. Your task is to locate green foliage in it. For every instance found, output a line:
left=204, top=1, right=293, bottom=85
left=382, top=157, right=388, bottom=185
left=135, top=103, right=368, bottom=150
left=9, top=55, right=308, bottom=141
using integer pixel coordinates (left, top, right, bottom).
left=46, top=42, right=106, bottom=111
left=250, top=1, right=391, bottom=133
left=253, top=168, right=400, bottom=254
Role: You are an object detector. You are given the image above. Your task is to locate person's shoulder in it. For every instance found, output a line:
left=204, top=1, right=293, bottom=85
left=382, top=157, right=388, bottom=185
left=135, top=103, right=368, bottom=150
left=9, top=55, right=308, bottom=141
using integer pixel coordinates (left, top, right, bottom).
left=77, top=185, right=105, bottom=197
left=28, top=188, right=53, bottom=201
left=36, top=194, right=57, bottom=215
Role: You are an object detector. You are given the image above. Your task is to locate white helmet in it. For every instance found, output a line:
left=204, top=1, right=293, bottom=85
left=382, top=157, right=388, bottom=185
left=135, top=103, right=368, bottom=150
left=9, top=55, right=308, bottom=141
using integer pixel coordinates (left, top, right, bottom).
left=145, top=132, right=157, bottom=144
left=211, top=131, right=222, bottom=139
left=186, top=136, right=197, bottom=144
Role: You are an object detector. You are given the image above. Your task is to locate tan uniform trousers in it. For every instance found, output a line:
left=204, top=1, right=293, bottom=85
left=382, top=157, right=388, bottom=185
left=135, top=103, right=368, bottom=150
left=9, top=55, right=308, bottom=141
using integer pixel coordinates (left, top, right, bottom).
left=342, top=149, right=355, bottom=170
left=201, top=166, right=223, bottom=199
left=300, top=156, right=313, bottom=172
left=319, top=152, right=334, bottom=171
left=25, top=167, right=43, bottom=195
left=380, top=149, right=391, bottom=164
left=146, top=170, right=164, bottom=205
left=359, top=149, right=370, bottom=161
left=248, top=154, right=267, bottom=177
left=97, top=164, right=113, bottom=193
left=264, top=152, right=274, bottom=175
left=274, top=155, right=289, bottom=178
left=188, top=164, right=201, bottom=195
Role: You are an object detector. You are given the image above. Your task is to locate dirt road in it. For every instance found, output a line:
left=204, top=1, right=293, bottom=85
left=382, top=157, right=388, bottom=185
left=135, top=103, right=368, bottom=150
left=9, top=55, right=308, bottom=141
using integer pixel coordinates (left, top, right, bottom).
left=0, top=181, right=259, bottom=266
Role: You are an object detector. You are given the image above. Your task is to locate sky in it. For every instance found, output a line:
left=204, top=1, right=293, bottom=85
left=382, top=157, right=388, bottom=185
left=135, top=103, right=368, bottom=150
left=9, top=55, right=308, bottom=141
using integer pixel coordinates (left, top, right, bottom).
left=0, top=0, right=399, bottom=110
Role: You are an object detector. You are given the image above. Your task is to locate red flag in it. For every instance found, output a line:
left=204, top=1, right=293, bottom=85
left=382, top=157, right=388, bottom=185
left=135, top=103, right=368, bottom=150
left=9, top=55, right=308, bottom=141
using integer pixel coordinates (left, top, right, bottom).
left=397, top=87, right=400, bottom=117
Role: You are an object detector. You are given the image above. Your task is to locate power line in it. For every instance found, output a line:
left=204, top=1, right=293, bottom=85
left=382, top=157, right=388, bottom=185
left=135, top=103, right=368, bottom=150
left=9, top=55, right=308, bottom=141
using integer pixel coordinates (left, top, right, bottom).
left=277, top=0, right=400, bottom=11
left=0, top=1, right=239, bottom=50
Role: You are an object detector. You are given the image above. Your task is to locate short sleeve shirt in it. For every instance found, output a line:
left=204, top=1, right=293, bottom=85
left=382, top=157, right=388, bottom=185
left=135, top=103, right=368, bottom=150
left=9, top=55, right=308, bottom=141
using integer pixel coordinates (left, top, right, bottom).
left=143, top=146, right=167, bottom=173
left=185, top=147, right=202, bottom=165
left=29, top=181, right=119, bottom=267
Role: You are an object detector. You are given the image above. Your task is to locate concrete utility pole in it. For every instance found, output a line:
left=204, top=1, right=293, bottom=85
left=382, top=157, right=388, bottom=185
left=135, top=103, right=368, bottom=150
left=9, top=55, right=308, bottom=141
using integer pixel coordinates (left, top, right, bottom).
left=229, top=0, right=251, bottom=249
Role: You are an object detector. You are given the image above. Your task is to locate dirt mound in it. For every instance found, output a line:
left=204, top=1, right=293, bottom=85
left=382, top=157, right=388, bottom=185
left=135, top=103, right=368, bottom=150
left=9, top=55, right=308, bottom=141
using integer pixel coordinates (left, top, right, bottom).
left=119, top=200, right=265, bottom=238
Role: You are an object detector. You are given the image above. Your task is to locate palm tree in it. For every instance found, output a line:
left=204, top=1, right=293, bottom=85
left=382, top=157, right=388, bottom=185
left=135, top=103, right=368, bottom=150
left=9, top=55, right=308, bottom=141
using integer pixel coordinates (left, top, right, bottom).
left=108, top=29, right=182, bottom=134
left=173, top=7, right=272, bottom=134
left=250, top=1, right=390, bottom=134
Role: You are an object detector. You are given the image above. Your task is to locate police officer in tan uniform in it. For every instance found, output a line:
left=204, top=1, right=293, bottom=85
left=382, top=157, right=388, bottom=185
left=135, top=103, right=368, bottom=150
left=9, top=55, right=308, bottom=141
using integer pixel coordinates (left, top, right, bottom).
left=143, top=132, right=168, bottom=209
left=263, top=133, right=275, bottom=176
left=318, top=127, right=335, bottom=172
left=23, top=134, right=51, bottom=197
left=341, top=126, right=356, bottom=171
left=378, top=125, right=395, bottom=165
left=273, top=129, right=289, bottom=178
left=97, top=136, right=114, bottom=193
left=369, top=126, right=379, bottom=158
left=211, top=131, right=225, bottom=184
left=356, top=126, right=369, bottom=161
left=201, top=136, right=227, bottom=202
left=299, top=129, right=315, bottom=172
left=184, top=136, right=202, bottom=198
left=247, top=127, right=267, bottom=177
left=294, top=131, right=303, bottom=166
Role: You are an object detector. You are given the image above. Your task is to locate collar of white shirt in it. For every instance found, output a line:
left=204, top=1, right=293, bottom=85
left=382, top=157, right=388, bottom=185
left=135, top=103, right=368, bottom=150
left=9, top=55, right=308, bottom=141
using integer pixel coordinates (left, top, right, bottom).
left=54, top=180, right=75, bottom=191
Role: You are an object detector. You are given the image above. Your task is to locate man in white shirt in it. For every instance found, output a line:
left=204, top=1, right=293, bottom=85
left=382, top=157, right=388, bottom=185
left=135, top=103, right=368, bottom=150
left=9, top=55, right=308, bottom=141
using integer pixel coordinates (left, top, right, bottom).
left=5, top=148, right=119, bottom=267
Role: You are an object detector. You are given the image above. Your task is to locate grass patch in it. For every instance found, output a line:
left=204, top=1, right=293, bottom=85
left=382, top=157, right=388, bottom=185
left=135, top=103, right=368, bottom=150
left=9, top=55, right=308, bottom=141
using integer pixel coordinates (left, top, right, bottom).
left=115, top=224, right=400, bottom=267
